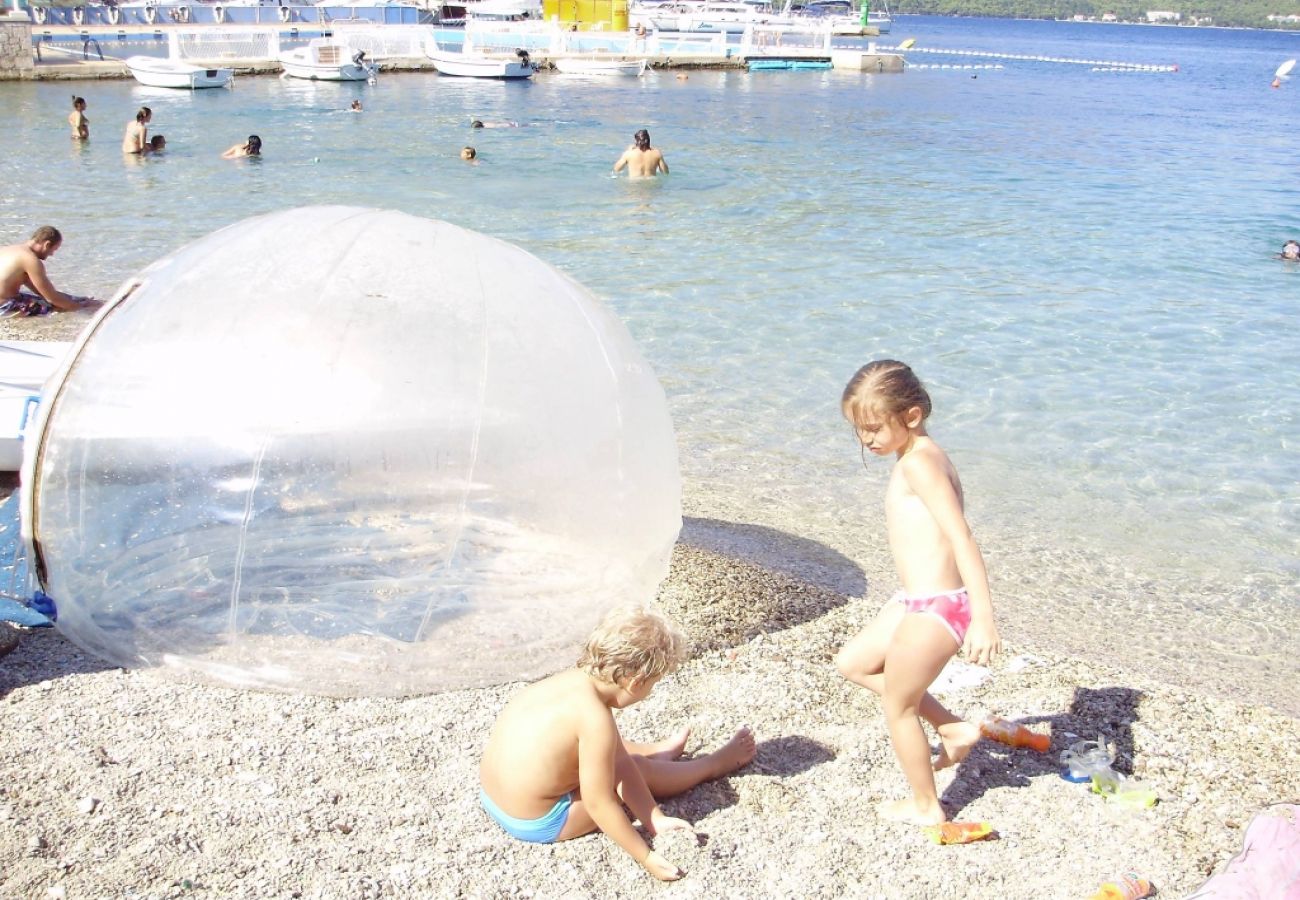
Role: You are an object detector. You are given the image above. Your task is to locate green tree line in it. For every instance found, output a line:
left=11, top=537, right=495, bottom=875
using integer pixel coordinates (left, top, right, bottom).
left=890, top=0, right=1300, bottom=29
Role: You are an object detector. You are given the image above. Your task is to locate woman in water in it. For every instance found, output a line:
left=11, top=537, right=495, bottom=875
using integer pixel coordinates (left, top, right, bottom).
left=121, top=107, right=151, bottom=154
left=222, top=135, right=262, bottom=159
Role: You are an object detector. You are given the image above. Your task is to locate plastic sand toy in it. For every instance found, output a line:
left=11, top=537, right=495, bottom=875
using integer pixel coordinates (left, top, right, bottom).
left=1088, top=871, right=1154, bottom=899
left=1090, top=771, right=1158, bottom=809
left=1060, top=739, right=1116, bottom=783
left=923, top=822, right=995, bottom=845
left=979, top=716, right=1050, bottom=752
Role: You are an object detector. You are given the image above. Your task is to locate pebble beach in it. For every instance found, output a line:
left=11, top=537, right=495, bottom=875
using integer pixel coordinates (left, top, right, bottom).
left=0, top=330, right=1296, bottom=899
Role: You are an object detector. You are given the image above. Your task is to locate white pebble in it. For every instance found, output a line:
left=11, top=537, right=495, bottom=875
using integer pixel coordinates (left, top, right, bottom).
left=78, top=797, right=99, bottom=815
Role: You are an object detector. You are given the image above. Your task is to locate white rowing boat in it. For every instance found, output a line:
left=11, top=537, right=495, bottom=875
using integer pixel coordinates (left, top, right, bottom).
left=124, top=56, right=234, bottom=89
left=553, top=58, right=648, bottom=77
left=427, top=45, right=536, bottom=79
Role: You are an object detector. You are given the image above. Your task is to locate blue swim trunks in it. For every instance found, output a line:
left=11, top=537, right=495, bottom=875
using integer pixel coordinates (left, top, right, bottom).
left=480, top=788, right=571, bottom=844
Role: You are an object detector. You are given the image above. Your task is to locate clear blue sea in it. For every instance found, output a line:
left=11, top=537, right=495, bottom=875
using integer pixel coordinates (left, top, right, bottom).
left=1, top=16, right=1297, bottom=709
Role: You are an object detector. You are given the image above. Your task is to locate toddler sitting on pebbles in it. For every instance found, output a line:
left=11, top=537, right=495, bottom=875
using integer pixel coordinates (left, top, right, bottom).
left=479, top=605, right=755, bottom=881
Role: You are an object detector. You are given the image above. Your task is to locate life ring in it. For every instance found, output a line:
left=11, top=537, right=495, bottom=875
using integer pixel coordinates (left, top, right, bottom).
left=106, top=6, right=120, bottom=24
left=278, top=5, right=291, bottom=22
left=71, top=6, right=85, bottom=25
left=144, top=6, right=157, bottom=24
left=32, top=5, right=47, bottom=24
left=213, top=4, right=225, bottom=23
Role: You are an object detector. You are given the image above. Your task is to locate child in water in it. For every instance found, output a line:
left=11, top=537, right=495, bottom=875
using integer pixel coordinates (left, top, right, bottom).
left=479, top=605, right=755, bottom=881
left=835, top=360, right=1000, bottom=826
left=68, top=96, right=88, bottom=141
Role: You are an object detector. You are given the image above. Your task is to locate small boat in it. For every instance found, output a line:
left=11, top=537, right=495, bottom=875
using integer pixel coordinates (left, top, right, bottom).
left=279, top=40, right=377, bottom=81
left=553, top=58, right=648, bottom=77
left=427, top=45, right=536, bottom=79
left=124, top=56, right=234, bottom=90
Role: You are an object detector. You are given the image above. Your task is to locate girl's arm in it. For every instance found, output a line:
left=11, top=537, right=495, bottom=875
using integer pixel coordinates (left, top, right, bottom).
left=901, top=452, right=1001, bottom=665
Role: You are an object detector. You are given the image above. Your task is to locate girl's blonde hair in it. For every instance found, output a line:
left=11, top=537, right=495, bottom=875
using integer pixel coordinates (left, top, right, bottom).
left=578, top=605, right=686, bottom=686
left=842, top=359, right=932, bottom=426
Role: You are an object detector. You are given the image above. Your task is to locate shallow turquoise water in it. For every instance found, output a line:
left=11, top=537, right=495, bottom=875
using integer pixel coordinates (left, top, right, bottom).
left=1, top=17, right=1297, bottom=706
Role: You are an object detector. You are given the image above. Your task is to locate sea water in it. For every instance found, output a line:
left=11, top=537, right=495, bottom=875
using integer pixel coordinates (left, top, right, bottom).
left=0, top=16, right=1296, bottom=709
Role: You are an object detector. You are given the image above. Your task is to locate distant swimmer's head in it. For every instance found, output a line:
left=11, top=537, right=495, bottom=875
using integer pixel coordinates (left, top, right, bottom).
left=350, top=100, right=363, bottom=112
left=633, top=128, right=651, bottom=151
left=246, top=135, right=262, bottom=155
left=29, top=225, right=63, bottom=259
left=461, top=146, right=477, bottom=160
left=1283, top=240, right=1300, bottom=259
left=136, top=106, right=152, bottom=124
left=471, top=119, right=484, bottom=129
left=149, top=135, right=166, bottom=151
left=841, top=359, right=932, bottom=449
left=72, top=96, right=86, bottom=111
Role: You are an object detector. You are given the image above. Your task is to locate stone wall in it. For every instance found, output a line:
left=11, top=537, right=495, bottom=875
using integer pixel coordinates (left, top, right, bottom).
left=0, top=12, right=34, bottom=78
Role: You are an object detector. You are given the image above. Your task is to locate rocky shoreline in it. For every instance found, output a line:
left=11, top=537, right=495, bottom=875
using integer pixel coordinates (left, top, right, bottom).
left=2, top=534, right=1296, bottom=899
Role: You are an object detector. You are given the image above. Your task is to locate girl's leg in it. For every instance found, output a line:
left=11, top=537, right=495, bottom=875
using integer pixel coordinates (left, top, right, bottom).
left=880, top=614, right=960, bottom=825
left=630, top=728, right=755, bottom=798
left=836, top=602, right=965, bottom=735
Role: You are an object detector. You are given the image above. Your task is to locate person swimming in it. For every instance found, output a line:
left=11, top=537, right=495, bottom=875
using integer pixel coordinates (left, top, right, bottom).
left=461, top=146, right=477, bottom=161
left=1281, top=239, right=1300, bottom=260
left=222, top=135, right=262, bottom=159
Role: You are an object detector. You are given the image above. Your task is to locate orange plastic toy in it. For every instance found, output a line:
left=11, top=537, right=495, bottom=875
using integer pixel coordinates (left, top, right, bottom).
left=923, top=821, right=995, bottom=845
left=979, top=716, right=1050, bottom=752
left=1088, top=872, right=1154, bottom=900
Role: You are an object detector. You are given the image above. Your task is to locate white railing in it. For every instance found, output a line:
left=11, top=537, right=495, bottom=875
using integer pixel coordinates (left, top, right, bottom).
left=330, top=23, right=430, bottom=60
left=170, top=27, right=282, bottom=62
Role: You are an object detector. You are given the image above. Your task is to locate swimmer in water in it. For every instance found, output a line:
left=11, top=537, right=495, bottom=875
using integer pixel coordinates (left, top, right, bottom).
left=613, top=128, right=668, bottom=178
left=222, top=135, right=262, bottom=159
left=122, top=106, right=151, bottom=154
left=69, top=96, right=89, bottom=141
left=1281, top=239, right=1300, bottom=260
left=461, top=146, right=477, bottom=161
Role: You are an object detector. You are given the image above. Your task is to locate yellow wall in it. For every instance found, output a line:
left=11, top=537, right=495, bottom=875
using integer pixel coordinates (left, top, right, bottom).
left=542, top=0, right=628, bottom=31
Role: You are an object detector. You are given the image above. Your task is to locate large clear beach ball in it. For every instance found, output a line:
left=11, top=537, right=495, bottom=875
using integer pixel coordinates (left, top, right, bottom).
left=21, top=206, right=681, bottom=696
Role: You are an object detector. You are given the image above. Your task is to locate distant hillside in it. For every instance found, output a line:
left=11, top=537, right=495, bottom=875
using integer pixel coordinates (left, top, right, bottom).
left=890, top=1, right=1300, bottom=29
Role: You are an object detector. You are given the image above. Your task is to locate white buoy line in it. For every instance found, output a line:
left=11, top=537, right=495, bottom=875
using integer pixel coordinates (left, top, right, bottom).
left=875, top=44, right=1177, bottom=72
left=906, top=63, right=1004, bottom=71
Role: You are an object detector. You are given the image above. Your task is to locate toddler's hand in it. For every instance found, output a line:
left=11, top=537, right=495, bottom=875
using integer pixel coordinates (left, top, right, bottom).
left=649, top=808, right=693, bottom=835
left=643, top=850, right=683, bottom=881
left=963, top=620, right=1001, bottom=667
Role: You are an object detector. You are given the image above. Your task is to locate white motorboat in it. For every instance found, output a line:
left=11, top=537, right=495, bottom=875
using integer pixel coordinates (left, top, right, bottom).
left=553, top=58, right=648, bottom=77
left=124, top=56, right=235, bottom=89
left=641, top=1, right=796, bottom=33
left=787, top=0, right=890, bottom=34
left=427, top=44, right=536, bottom=78
left=279, top=40, right=377, bottom=81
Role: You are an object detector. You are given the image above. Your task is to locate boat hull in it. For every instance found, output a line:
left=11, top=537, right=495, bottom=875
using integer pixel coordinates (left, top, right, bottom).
left=427, top=50, right=535, bottom=78
left=124, top=55, right=234, bottom=89
left=553, top=58, right=647, bottom=76
left=278, top=46, right=373, bottom=80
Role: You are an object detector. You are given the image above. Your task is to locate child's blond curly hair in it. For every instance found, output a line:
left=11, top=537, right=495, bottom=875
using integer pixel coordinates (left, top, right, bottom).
left=578, top=605, right=687, bottom=686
